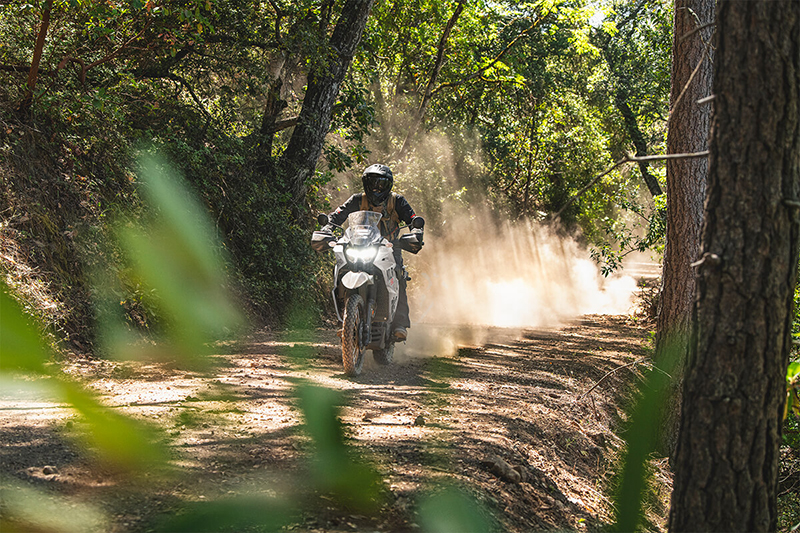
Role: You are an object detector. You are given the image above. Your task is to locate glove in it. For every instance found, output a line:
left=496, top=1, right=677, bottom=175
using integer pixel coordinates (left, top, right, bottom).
left=321, top=224, right=335, bottom=235
left=411, top=228, right=424, bottom=245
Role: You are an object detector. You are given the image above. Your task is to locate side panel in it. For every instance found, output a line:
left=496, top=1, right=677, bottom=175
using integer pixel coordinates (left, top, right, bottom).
left=372, top=247, right=399, bottom=321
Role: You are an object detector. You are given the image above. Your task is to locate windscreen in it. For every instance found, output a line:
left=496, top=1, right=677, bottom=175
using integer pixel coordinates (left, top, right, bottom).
left=346, top=211, right=383, bottom=246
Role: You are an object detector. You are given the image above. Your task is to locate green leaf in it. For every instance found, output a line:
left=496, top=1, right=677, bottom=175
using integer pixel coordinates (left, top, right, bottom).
left=0, top=477, right=108, bottom=533
left=158, top=496, right=294, bottom=532
left=296, top=384, right=384, bottom=511
left=787, top=361, right=800, bottom=383
left=59, top=380, right=170, bottom=473
left=418, top=486, right=494, bottom=533
left=611, top=335, right=680, bottom=532
left=0, top=282, right=50, bottom=375
left=111, top=154, right=243, bottom=363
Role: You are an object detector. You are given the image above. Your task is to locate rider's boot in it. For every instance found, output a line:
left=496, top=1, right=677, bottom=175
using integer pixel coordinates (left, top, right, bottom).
left=393, top=327, right=407, bottom=341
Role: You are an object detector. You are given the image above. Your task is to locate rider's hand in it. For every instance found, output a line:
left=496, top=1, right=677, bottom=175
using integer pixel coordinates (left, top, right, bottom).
left=411, top=228, right=424, bottom=245
left=321, top=224, right=335, bottom=235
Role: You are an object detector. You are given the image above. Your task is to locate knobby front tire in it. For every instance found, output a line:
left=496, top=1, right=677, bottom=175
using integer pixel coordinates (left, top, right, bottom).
left=341, top=293, right=366, bottom=376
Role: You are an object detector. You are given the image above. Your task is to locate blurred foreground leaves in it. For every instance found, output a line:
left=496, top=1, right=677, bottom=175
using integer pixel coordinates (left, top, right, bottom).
left=297, top=384, right=385, bottom=511
left=97, top=153, right=244, bottom=367
left=1, top=152, right=490, bottom=532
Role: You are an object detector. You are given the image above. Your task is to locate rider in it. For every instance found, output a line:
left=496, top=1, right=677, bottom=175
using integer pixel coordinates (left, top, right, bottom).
left=322, top=163, right=421, bottom=341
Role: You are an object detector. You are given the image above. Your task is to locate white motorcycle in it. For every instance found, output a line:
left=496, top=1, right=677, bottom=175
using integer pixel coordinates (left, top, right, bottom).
left=311, top=211, right=424, bottom=376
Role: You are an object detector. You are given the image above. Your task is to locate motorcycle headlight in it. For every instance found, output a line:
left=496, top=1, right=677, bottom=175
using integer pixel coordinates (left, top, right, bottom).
left=345, top=245, right=379, bottom=263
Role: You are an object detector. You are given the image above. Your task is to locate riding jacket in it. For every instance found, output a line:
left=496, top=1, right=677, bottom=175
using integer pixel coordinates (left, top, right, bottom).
left=328, top=192, right=417, bottom=242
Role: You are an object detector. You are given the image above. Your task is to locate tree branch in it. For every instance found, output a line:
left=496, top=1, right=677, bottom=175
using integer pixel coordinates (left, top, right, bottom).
left=552, top=151, right=709, bottom=220
left=20, top=0, right=53, bottom=112
left=58, top=21, right=151, bottom=87
left=678, top=21, right=715, bottom=43
left=430, top=14, right=547, bottom=97
left=165, top=72, right=213, bottom=122
left=576, top=357, right=651, bottom=402
left=0, top=64, right=42, bottom=74
left=396, top=0, right=465, bottom=159
left=264, top=116, right=298, bottom=133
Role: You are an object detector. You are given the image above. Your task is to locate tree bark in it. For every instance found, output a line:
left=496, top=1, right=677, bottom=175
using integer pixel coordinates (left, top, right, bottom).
left=653, top=0, right=714, bottom=459
left=279, top=0, right=375, bottom=213
left=668, top=0, right=800, bottom=529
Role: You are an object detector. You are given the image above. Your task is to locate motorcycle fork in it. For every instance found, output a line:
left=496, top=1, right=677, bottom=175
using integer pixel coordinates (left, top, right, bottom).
left=361, top=283, right=377, bottom=349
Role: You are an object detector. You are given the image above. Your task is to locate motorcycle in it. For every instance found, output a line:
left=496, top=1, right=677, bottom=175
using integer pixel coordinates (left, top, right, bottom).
left=311, top=211, right=424, bottom=376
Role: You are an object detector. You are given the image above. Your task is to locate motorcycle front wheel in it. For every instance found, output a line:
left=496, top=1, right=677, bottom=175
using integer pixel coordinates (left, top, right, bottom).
left=341, top=293, right=366, bottom=376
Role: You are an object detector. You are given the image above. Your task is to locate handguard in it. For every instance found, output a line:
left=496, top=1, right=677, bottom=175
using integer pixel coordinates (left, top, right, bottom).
left=397, top=230, right=424, bottom=254
left=311, top=231, right=335, bottom=252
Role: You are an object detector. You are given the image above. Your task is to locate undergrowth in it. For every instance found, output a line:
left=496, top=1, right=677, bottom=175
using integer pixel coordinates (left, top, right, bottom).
left=1, top=93, right=329, bottom=353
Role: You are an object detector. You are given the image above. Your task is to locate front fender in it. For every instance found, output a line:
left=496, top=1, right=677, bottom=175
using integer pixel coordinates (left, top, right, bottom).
left=342, top=271, right=374, bottom=290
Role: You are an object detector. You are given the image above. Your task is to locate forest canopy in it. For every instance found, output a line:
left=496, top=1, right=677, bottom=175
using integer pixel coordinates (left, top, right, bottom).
left=0, top=0, right=671, bottom=342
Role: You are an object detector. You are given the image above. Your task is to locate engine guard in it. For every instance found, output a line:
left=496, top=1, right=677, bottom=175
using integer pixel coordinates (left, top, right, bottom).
left=341, top=271, right=374, bottom=290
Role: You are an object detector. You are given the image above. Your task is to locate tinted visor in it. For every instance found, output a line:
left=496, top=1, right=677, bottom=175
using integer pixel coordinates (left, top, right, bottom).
left=365, top=174, right=391, bottom=193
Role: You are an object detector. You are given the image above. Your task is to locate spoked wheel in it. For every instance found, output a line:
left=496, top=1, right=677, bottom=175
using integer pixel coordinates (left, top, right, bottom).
left=372, top=343, right=394, bottom=366
left=341, top=293, right=366, bottom=376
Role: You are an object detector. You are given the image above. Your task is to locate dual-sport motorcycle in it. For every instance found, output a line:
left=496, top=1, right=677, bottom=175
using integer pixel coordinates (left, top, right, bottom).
left=311, top=211, right=424, bottom=376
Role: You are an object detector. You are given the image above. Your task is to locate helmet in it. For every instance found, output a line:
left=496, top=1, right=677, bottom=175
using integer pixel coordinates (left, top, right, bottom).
left=362, top=164, right=394, bottom=205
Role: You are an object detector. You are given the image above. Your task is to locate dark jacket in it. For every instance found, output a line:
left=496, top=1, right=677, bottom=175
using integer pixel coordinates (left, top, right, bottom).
left=329, top=193, right=417, bottom=241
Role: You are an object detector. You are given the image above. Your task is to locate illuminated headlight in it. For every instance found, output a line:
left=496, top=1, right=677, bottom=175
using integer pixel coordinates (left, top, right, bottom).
left=345, top=246, right=378, bottom=263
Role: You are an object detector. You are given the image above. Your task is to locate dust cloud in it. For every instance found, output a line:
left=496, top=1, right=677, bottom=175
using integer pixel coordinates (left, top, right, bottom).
left=330, top=123, right=643, bottom=359
left=399, top=209, right=638, bottom=358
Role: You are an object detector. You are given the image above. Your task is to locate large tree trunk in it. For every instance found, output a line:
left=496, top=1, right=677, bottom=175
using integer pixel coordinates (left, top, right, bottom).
left=279, top=0, right=375, bottom=213
left=653, top=0, right=714, bottom=459
left=668, top=0, right=800, bottom=529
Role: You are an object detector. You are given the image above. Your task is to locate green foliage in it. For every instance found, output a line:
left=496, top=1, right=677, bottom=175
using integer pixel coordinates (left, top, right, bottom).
left=786, top=362, right=800, bottom=422
left=417, top=484, right=495, bottom=532
left=95, top=153, right=244, bottom=363
left=158, top=496, right=294, bottom=532
left=296, top=384, right=385, bottom=511
left=590, top=195, right=665, bottom=276
left=0, top=282, right=50, bottom=374
left=610, top=337, right=677, bottom=532
left=0, top=477, right=107, bottom=533
left=793, top=269, right=800, bottom=342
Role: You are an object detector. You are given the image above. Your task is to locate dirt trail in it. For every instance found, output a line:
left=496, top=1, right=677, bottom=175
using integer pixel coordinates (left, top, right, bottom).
left=0, top=314, right=668, bottom=532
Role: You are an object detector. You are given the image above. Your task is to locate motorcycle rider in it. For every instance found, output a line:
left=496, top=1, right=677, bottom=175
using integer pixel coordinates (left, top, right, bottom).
left=321, top=163, right=422, bottom=341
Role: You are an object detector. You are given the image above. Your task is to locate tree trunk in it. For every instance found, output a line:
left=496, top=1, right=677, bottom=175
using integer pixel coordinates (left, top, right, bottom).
left=279, top=0, right=375, bottom=212
left=653, top=0, right=714, bottom=459
left=254, top=56, right=288, bottom=173
left=396, top=0, right=465, bottom=160
left=19, top=0, right=54, bottom=114
left=614, top=93, right=664, bottom=198
left=668, top=0, right=800, bottom=529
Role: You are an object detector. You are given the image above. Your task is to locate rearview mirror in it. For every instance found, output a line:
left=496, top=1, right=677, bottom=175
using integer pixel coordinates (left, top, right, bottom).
left=411, top=216, right=425, bottom=229
left=317, top=213, right=329, bottom=226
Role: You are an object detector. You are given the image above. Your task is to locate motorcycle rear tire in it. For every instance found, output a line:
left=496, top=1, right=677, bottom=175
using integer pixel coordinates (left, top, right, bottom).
left=373, top=343, right=394, bottom=366
left=342, top=293, right=366, bottom=376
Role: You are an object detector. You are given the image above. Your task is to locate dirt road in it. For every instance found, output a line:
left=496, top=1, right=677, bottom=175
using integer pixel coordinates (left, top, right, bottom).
left=0, top=314, right=668, bottom=532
